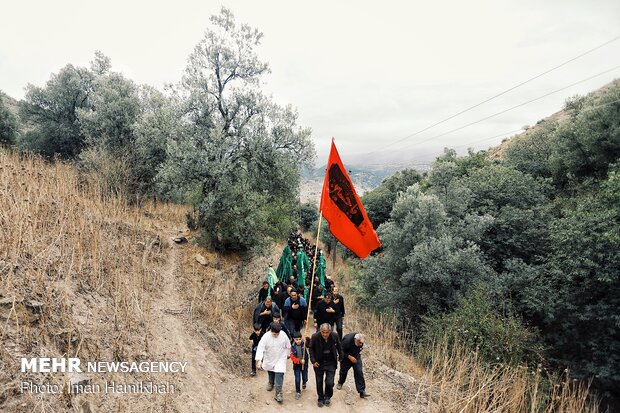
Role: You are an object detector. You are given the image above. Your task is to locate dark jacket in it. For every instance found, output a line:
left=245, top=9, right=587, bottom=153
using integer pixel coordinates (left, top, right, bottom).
left=253, top=302, right=280, bottom=331
left=308, top=331, right=343, bottom=369
left=283, top=296, right=308, bottom=321
left=310, top=285, right=325, bottom=309
left=290, top=338, right=310, bottom=365
left=341, top=332, right=363, bottom=359
left=332, top=294, right=346, bottom=318
left=314, top=299, right=338, bottom=326
left=274, top=282, right=288, bottom=310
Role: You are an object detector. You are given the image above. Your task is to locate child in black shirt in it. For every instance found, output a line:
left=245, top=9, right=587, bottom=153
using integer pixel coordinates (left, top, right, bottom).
left=249, top=323, right=263, bottom=376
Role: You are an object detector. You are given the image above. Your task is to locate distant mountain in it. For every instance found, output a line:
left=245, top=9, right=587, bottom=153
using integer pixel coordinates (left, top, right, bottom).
left=300, top=164, right=403, bottom=204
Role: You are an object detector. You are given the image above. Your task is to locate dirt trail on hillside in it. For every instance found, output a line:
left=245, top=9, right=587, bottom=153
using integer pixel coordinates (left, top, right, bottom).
left=151, top=232, right=424, bottom=413
left=150, top=234, right=221, bottom=412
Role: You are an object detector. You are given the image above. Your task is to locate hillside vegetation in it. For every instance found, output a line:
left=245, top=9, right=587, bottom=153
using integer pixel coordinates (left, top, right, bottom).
left=357, top=78, right=620, bottom=409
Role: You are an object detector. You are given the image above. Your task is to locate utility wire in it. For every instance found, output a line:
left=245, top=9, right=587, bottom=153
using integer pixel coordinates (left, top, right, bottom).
left=377, top=35, right=620, bottom=152
left=453, top=128, right=525, bottom=150
left=396, top=96, right=620, bottom=164
left=334, top=84, right=620, bottom=169
left=398, top=64, right=620, bottom=150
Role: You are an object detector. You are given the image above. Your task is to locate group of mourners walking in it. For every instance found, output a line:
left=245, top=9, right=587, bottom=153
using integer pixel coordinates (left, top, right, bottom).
left=250, top=231, right=370, bottom=407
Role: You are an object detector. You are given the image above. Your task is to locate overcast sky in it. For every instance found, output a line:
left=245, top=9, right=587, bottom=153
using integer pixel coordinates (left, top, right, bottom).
left=1, top=0, right=619, bottom=167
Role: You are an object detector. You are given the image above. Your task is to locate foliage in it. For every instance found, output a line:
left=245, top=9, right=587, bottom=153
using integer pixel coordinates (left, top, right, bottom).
left=419, top=285, right=544, bottom=367
left=299, top=202, right=318, bottom=231
left=358, top=80, right=620, bottom=401
left=19, top=64, right=94, bottom=158
left=504, top=121, right=559, bottom=179
left=361, top=168, right=421, bottom=228
left=0, top=94, right=18, bottom=145
left=540, top=165, right=620, bottom=394
left=550, top=86, right=620, bottom=185
left=459, top=165, right=552, bottom=270
left=77, top=69, right=172, bottom=198
left=157, top=8, right=314, bottom=251
left=78, top=72, right=141, bottom=152
left=356, top=185, right=493, bottom=328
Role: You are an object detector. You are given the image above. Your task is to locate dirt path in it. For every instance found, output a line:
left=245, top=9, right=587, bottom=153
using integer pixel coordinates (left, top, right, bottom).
left=241, top=361, right=383, bottom=413
left=149, top=234, right=221, bottom=412
left=149, top=233, right=421, bottom=412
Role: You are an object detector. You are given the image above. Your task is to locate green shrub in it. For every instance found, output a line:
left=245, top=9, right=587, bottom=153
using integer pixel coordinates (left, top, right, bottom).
left=418, top=285, right=544, bottom=367
left=299, top=202, right=318, bottom=231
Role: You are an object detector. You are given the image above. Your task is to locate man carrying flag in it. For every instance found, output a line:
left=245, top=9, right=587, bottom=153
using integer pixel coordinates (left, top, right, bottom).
left=301, top=138, right=380, bottom=405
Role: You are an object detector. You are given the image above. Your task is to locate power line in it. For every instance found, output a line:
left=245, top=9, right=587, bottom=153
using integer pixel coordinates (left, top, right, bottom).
left=399, top=96, right=620, bottom=164
left=398, top=64, right=620, bottom=150
left=453, top=128, right=525, bottom=150
left=377, top=35, right=620, bottom=152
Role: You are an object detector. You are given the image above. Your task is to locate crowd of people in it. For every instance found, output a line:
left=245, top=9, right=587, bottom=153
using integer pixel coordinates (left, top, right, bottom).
left=250, top=231, right=370, bottom=407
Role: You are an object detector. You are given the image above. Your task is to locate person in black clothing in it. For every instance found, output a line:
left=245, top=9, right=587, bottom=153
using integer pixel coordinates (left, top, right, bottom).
left=258, top=281, right=270, bottom=303
left=268, top=311, right=291, bottom=341
left=283, top=289, right=308, bottom=334
left=273, top=281, right=288, bottom=311
left=310, top=283, right=325, bottom=311
left=249, top=323, right=263, bottom=376
left=308, top=323, right=343, bottom=408
left=336, top=332, right=370, bottom=398
left=324, top=275, right=335, bottom=293
left=314, top=293, right=337, bottom=332
left=253, top=297, right=280, bottom=333
left=332, top=286, right=345, bottom=340
left=287, top=275, right=298, bottom=289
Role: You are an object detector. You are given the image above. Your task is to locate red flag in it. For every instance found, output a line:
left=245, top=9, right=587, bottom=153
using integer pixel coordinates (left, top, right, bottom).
left=320, top=139, right=381, bottom=259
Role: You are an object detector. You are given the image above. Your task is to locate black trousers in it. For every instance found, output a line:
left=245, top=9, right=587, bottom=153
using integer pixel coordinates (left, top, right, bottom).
left=338, top=356, right=365, bottom=394
left=314, top=366, right=336, bottom=401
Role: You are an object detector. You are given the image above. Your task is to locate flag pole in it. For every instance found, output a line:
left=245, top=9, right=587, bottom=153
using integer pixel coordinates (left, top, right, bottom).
left=302, top=210, right=323, bottom=353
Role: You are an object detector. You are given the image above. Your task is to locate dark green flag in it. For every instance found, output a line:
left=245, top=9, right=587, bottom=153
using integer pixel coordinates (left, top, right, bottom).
left=317, top=252, right=327, bottom=287
left=296, top=248, right=310, bottom=299
left=276, top=245, right=293, bottom=282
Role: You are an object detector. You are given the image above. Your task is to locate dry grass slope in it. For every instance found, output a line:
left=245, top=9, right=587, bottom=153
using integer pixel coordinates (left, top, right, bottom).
left=0, top=150, right=187, bottom=412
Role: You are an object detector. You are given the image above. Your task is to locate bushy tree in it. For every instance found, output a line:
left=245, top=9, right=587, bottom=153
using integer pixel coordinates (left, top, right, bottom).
left=299, top=202, right=319, bottom=231
left=19, top=64, right=94, bottom=158
left=157, top=8, right=314, bottom=251
left=77, top=68, right=144, bottom=198
left=132, top=86, right=175, bottom=195
left=362, top=168, right=421, bottom=228
left=542, top=165, right=620, bottom=393
left=357, top=185, right=493, bottom=328
left=550, top=84, right=620, bottom=186
left=459, top=165, right=552, bottom=270
left=0, top=94, right=18, bottom=146
left=78, top=72, right=141, bottom=152
left=504, top=121, right=559, bottom=179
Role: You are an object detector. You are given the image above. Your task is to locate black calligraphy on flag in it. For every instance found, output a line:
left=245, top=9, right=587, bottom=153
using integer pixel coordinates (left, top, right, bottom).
left=328, top=163, right=364, bottom=227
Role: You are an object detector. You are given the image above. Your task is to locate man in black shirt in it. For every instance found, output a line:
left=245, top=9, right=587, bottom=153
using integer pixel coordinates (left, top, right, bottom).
left=336, top=332, right=369, bottom=398
left=332, top=286, right=345, bottom=340
left=258, top=281, right=270, bottom=303
left=308, top=323, right=342, bottom=408
left=314, top=293, right=337, bottom=332
left=253, top=297, right=280, bottom=333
